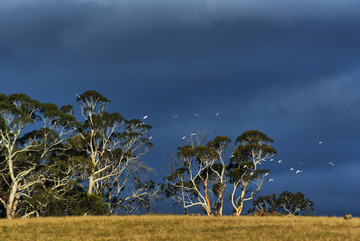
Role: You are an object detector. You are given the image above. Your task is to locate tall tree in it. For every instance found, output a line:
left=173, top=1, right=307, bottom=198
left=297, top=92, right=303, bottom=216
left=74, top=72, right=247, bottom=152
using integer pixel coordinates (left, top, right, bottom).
left=206, top=136, right=231, bottom=216
left=163, top=133, right=228, bottom=216
left=0, top=94, right=79, bottom=218
left=228, top=130, right=277, bottom=216
left=75, top=90, right=156, bottom=214
left=0, top=94, right=43, bottom=218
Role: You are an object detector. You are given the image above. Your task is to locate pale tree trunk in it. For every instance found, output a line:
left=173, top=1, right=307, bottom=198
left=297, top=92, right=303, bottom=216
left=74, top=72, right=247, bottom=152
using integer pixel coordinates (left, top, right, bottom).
left=88, top=150, right=96, bottom=194
left=6, top=182, right=18, bottom=219
left=235, top=200, right=244, bottom=216
left=88, top=173, right=95, bottom=194
left=232, top=181, right=247, bottom=217
left=203, top=173, right=212, bottom=216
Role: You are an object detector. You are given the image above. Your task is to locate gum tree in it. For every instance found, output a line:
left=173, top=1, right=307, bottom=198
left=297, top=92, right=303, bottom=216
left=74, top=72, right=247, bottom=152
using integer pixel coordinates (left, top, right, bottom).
left=249, top=193, right=278, bottom=214
left=75, top=91, right=157, bottom=214
left=206, top=136, right=231, bottom=216
left=0, top=94, right=80, bottom=218
left=276, top=191, right=314, bottom=216
left=0, top=94, right=43, bottom=218
left=163, top=133, right=229, bottom=216
left=228, top=130, right=277, bottom=216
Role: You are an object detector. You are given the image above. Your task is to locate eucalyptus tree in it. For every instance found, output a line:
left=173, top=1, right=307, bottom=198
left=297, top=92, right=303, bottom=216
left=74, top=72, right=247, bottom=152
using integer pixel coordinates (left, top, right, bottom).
left=228, top=130, right=277, bottom=216
left=0, top=94, right=43, bottom=218
left=249, top=193, right=278, bottom=214
left=75, top=91, right=156, bottom=214
left=0, top=94, right=80, bottom=218
left=20, top=104, right=87, bottom=217
left=163, top=133, right=227, bottom=216
left=276, top=191, right=314, bottom=216
left=206, top=136, right=231, bottom=216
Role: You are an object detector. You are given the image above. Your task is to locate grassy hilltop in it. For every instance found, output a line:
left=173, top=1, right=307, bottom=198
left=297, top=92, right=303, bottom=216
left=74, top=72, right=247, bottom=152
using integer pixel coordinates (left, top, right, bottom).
left=0, top=215, right=359, bottom=241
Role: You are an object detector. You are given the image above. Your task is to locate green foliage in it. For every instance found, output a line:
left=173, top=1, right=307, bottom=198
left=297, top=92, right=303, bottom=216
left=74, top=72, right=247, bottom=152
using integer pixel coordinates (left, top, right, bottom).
left=228, top=130, right=276, bottom=183
left=206, top=136, right=231, bottom=150
left=250, top=191, right=315, bottom=216
left=24, top=185, right=107, bottom=217
left=277, top=191, right=315, bottom=216
left=249, top=194, right=278, bottom=213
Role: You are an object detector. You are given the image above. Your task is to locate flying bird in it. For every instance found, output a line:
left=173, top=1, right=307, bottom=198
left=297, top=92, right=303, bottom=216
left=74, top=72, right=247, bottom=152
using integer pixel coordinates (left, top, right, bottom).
left=194, top=113, right=200, bottom=117
left=290, top=168, right=294, bottom=171
left=269, top=179, right=274, bottom=182
left=317, top=141, right=322, bottom=144
left=172, top=115, right=179, bottom=118
left=216, top=112, right=220, bottom=117
left=182, top=136, right=186, bottom=140
left=297, top=162, right=303, bottom=165
left=149, top=136, right=153, bottom=140
left=296, top=170, right=303, bottom=174
left=143, top=115, right=148, bottom=120
left=191, top=133, right=196, bottom=136
left=270, top=159, right=274, bottom=162
left=329, top=162, right=335, bottom=166
left=265, top=173, right=269, bottom=176
left=278, top=160, right=282, bottom=163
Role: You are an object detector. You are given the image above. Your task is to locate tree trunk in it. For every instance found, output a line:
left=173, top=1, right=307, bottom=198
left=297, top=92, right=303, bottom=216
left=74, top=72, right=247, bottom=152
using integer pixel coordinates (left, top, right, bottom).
left=6, top=182, right=18, bottom=219
left=236, top=201, right=244, bottom=216
left=215, top=186, right=225, bottom=216
left=88, top=174, right=94, bottom=194
left=233, top=188, right=246, bottom=217
left=203, top=173, right=212, bottom=216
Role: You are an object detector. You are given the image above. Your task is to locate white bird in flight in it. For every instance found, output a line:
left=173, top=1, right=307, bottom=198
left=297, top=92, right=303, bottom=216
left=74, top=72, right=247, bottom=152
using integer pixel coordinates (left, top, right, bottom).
left=329, top=162, right=335, bottom=166
left=191, top=133, right=196, bottom=136
left=143, top=115, right=148, bottom=120
left=269, top=179, right=274, bottom=182
left=278, top=160, right=282, bottom=163
left=194, top=113, right=200, bottom=117
left=317, top=141, right=322, bottom=144
left=296, top=170, right=303, bottom=174
left=149, top=136, right=153, bottom=140
left=290, top=168, right=294, bottom=171
left=173, top=115, right=179, bottom=118
left=216, top=112, right=220, bottom=117
left=182, top=136, right=186, bottom=140
left=265, top=173, right=269, bottom=176
left=270, top=159, right=274, bottom=162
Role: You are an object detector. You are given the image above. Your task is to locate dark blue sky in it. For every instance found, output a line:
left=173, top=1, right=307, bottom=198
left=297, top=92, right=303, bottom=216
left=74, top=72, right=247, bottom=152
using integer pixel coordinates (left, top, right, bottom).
left=1, top=0, right=360, bottom=216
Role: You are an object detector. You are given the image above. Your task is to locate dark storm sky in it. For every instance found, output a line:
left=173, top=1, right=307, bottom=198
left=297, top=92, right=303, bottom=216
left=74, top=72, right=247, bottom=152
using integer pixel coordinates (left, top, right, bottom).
left=1, top=0, right=360, bottom=216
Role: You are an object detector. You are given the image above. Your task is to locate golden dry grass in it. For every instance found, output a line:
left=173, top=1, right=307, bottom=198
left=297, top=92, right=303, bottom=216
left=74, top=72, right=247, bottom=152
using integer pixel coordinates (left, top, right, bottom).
left=0, top=215, right=359, bottom=241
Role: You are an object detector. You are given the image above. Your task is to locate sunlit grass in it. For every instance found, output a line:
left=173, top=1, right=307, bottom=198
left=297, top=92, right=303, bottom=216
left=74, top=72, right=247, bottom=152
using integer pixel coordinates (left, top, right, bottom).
left=0, top=215, right=359, bottom=241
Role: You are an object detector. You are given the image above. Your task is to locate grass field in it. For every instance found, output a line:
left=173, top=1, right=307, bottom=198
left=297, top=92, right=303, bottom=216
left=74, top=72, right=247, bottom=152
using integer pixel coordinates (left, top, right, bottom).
left=0, top=215, right=359, bottom=241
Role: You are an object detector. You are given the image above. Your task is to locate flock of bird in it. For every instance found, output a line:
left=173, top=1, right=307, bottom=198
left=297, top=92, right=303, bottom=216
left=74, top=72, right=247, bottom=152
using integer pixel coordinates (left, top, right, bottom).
left=142, top=112, right=222, bottom=142
left=140, top=113, right=336, bottom=183
left=265, top=140, right=336, bottom=182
